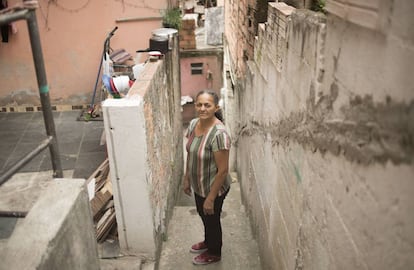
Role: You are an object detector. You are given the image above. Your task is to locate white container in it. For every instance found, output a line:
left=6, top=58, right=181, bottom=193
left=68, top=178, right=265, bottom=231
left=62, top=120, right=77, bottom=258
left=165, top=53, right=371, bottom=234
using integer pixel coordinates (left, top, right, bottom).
left=113, top=75, right=131, bottom=94
left=132, top=63, right=145, bottom=80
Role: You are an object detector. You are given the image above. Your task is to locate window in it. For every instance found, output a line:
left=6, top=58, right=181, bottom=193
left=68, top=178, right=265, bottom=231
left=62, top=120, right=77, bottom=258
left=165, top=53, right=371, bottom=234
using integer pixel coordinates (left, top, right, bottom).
left=191, top=63, right=203, bottom=75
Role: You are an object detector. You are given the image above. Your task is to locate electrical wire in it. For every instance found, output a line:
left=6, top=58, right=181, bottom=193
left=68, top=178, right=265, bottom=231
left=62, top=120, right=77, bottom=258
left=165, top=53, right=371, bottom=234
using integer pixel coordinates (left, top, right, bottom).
left=113, top=0, right=164, bottom=12
left=52, top=0, right=91, bottom=13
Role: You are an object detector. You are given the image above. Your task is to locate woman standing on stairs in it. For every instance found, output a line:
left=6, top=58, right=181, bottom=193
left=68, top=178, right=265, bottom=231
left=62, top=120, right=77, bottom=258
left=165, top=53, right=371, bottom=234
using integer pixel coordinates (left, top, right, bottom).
left=183, top=90, right=231, bottom=265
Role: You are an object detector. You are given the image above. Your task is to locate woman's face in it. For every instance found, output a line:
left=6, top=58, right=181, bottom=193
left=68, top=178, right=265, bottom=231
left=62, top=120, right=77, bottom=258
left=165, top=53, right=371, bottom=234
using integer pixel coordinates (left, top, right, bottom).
left=195, top=93, right=218, bottom=120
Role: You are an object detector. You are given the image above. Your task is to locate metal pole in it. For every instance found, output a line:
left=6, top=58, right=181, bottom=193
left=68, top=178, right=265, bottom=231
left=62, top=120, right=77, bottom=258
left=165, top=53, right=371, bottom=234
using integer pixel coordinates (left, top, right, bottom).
left=26, top=9, right=63, bottom=178
left=0, top=9, right=29, bottom=25
left=0, top=137, right=52, bottom=186
left=0, top=211, right=27, bottom=218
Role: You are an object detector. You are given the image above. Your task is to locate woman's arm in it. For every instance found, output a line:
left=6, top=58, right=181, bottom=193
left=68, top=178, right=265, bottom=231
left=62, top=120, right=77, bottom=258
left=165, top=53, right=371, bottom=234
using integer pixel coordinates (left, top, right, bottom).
left=203, top=149, right=229, bottom=215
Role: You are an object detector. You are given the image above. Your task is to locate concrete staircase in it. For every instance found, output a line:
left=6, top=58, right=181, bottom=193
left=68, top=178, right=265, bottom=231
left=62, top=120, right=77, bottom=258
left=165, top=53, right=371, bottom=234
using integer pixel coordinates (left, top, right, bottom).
left=158, top=181, right=262, bottom=270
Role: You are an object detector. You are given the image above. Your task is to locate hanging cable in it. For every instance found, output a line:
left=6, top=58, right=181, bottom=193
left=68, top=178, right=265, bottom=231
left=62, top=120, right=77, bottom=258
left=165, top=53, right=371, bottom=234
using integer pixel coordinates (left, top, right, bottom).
left=52, top=0, right=91, bottom=13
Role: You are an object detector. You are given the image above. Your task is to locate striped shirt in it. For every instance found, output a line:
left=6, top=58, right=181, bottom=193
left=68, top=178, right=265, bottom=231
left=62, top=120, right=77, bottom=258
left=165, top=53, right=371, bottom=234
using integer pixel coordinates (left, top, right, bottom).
left=186, top=118, right=231, bottom=198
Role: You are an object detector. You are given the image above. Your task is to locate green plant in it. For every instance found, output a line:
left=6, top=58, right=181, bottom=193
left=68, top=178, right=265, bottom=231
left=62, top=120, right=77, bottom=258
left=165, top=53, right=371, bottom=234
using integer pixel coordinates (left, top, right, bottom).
left=311, top=0, right=326, bottom=13
left=162, top=7, right=182, bottom=30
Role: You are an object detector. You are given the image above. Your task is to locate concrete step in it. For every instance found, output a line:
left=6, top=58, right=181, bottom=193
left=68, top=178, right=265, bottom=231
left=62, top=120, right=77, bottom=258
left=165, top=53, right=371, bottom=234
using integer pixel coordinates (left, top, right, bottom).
left=159, top=183, right=262, bottom=270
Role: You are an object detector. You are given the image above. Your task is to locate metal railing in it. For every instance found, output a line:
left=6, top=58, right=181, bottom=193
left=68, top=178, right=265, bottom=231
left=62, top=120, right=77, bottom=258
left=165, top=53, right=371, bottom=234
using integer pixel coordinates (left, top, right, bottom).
left=0, top=1, right=63, bottom=193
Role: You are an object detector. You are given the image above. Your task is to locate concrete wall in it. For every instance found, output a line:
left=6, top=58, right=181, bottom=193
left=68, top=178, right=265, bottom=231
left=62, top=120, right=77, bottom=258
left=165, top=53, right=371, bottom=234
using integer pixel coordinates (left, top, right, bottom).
left=0, top=0, right=169, bottom=108
left=280, top=0, right=313, bottom=9
left=0, top=179, right=99, bottom=270
left=103, top=33, right=183, bottom=260
left=227, top=1, right=414, bottom=269
left=205, top=6, right=224, bottom=45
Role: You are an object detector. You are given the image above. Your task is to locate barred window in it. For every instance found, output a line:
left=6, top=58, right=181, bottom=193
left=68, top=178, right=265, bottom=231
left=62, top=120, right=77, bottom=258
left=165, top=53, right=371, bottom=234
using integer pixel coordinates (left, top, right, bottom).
left=191, top=63, right=203, bottom=75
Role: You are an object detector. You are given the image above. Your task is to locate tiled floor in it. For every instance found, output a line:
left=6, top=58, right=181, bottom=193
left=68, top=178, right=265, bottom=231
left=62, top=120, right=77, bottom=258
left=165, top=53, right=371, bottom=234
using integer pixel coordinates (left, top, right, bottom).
left=0, top=111, right=107, bottom=179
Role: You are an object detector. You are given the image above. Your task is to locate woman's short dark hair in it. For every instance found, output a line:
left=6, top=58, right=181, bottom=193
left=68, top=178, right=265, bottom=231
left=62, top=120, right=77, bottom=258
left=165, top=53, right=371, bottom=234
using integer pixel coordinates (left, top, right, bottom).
left=195, top=90, right=224, bottom=123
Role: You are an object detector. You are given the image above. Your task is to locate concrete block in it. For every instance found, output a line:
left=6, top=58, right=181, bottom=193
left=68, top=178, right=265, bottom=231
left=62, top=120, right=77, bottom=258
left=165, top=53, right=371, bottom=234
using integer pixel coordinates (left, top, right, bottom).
left=269, top=2, right=295, bottom=16
left=0, top=179, right=100, bottom=270
left=103, top=98, right=156, bottom=257
left=205, top=6, right=224, bottom=45
left=326, top=0, right=380, bottom=29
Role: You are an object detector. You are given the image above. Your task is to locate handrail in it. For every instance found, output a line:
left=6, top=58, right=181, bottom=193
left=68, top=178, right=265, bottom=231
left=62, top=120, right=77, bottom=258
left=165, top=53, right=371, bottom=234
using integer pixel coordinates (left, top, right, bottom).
left=0, top=137, right=52, bottom=186
left=0, top=1, right=63, bottom=186
left=0, top=210, right=27, bottom=218
left=0, top=9, right=29, bottom=25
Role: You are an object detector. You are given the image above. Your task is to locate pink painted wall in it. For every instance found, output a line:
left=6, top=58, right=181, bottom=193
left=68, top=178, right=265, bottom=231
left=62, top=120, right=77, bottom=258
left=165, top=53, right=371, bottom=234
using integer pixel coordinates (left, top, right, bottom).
left=180, top=54, right=222, bottom=97
left=0, top=0, right=170, bottom=106
left=180, top=53, right=223, bottom=123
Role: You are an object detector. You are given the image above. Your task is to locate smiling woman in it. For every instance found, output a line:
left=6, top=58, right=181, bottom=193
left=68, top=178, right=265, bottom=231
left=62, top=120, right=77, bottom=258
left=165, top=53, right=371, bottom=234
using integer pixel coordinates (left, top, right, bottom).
left=183, top=90, right=231, bottom=265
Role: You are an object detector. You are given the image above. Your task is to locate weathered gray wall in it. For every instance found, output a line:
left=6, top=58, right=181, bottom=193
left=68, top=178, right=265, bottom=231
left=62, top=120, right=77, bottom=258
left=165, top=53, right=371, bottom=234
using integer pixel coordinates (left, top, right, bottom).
left=205, top=6, right=224, bottom=45
left=229, top=1, right=414, bottom=270
left=0, top=179, right=100, bottom=270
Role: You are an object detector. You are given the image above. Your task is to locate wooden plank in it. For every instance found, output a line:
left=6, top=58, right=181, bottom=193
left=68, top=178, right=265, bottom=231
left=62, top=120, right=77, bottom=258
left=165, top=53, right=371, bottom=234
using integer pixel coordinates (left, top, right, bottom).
left=91, top=190, right=112, bottom=219
left=87, top=158, right=109, bottom=183
left=100, top=179, right=113, bottom=195
left=87, top=158, right=117, bottom=243
left=96, top=207, right=116, bottom=242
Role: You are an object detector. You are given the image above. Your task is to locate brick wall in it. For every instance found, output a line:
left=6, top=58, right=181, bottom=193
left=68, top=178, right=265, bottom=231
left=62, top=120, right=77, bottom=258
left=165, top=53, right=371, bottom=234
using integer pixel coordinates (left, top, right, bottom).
left=179, top=19, right=197, bottom=50
left=224, top=0, right=253, bottom=78
left=227, top=1, right=414, bottom=269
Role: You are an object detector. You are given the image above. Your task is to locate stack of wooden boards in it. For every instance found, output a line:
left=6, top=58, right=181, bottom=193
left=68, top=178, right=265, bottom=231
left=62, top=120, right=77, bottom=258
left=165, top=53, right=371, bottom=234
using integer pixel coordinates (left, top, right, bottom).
left=87, top=158, right=117, bottom=242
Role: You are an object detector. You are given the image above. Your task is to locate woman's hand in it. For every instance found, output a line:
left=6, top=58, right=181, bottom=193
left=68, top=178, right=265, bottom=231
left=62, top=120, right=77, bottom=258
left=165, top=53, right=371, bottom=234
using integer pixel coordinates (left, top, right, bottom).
left=183, top=177, right=191, bottom=196
left=203, top=198, right=214, bottom=215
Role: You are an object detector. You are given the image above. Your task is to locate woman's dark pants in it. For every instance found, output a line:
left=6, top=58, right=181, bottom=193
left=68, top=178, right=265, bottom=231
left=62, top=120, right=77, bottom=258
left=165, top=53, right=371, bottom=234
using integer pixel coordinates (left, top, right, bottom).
left=194, top=189, right=229, bottom=257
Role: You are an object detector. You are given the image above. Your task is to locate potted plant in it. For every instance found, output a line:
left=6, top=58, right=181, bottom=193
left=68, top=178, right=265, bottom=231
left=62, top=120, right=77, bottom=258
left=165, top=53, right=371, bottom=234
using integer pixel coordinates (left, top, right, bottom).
left=162, top=7, right=182, bottom=30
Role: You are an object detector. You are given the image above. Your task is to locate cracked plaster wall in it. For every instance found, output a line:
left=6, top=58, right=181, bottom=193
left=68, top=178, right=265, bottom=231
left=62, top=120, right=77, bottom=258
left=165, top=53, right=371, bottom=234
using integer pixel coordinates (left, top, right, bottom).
left=231, top=2, right=414, bottom=269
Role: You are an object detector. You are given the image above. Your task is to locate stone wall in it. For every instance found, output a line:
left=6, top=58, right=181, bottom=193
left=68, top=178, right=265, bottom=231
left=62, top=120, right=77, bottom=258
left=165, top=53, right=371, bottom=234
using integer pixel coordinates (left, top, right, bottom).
left=103, top=33, right=183, bottom=260
left=228, top=1, right=414, bottom=269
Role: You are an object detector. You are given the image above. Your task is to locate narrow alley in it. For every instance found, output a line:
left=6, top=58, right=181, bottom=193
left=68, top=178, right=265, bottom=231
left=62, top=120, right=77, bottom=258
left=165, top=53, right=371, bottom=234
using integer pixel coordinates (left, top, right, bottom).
left=157, top=132, right=261, bottom=270
left=158, top=179, right=262, bottom=270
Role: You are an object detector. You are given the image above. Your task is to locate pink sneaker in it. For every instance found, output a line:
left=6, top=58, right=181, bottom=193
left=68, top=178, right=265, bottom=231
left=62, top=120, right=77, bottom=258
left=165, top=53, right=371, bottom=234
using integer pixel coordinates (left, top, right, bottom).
left=192, top=251, right=221, bottom=265
left=190, top=241, right=208, bottom=253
